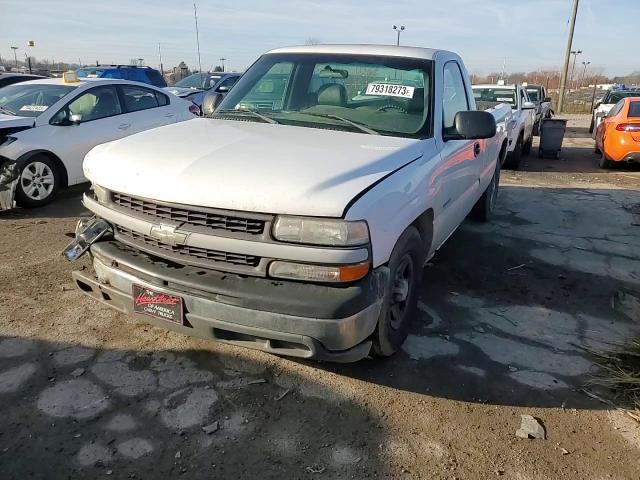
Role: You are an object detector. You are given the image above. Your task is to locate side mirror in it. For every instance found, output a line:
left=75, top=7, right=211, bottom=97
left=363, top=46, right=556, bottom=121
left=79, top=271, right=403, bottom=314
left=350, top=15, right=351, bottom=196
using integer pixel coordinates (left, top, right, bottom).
left=216, top=85, right=230, bottom=93
left=544, top=97, right=552, bottom=103
left=444, top=110, right=496, bottom=141
left=201, top=92, right=223, bottom=117
left=522, top=101, right=536, bottom=110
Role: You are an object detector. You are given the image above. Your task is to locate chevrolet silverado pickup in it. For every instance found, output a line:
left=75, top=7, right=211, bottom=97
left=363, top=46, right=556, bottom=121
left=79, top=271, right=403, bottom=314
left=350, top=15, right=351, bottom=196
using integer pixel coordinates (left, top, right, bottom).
left=472, top=83, right=535, bottom=169
left=66, top=45, right=511, bottom=362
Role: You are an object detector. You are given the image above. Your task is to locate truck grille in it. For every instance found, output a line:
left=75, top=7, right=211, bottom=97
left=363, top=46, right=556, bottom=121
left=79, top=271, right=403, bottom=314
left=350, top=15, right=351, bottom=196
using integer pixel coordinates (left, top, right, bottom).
left=115, top=226, right=260, bottom=268
left=112, top=193, right=266, bottom=235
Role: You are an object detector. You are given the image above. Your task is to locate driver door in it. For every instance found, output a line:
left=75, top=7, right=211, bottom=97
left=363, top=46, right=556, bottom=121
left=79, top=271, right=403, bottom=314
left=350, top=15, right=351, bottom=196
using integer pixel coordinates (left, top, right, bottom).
left=48, top=85, right=129, bottom=184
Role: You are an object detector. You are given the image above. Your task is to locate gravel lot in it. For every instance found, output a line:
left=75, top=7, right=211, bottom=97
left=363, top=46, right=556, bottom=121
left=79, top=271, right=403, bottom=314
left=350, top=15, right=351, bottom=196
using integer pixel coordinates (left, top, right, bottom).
left=1, top=115, right=639, bottom=479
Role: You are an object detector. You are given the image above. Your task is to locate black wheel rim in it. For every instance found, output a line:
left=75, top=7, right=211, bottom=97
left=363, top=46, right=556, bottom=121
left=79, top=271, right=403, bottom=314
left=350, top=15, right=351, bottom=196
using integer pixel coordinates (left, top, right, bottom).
left=389, top=254, right=414, bottom=330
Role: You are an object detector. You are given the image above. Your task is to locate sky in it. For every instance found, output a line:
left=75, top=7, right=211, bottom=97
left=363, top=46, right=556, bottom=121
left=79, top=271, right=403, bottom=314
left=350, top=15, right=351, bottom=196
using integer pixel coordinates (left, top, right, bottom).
left=1, top=0, right=638, bottom=76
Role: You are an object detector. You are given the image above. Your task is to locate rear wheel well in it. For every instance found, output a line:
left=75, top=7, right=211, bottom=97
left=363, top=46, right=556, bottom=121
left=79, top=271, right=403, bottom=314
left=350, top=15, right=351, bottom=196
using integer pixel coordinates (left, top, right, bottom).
left=18, top=151, right=68, bottom=188
left=411, top=208, right=434, bottom=257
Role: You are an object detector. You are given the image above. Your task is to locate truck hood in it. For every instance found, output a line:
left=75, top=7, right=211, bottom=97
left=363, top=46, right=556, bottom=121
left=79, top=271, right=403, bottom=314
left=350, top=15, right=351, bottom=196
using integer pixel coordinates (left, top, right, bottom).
left=0, top=114, right=35, bottom=129
left=84, top=118, right=422, bottom=217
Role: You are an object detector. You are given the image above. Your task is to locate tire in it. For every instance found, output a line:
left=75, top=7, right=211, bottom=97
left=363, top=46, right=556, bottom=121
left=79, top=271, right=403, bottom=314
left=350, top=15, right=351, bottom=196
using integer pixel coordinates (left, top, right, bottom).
left=371, top=227, right=424, bottom=357
left=471, top=158, right=500, bottom=222
left=523, top=135, right=533, bottom=155
left=504, top=133, right=523, bottom=169
left=15, top=155, right=61, bottom=208
left=599, top=151, right=615, bottom=169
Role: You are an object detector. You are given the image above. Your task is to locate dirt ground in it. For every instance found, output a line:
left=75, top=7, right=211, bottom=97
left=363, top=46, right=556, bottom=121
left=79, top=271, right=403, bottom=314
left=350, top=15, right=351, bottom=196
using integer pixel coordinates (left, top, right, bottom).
left=1, top=115, right=639, bottom=479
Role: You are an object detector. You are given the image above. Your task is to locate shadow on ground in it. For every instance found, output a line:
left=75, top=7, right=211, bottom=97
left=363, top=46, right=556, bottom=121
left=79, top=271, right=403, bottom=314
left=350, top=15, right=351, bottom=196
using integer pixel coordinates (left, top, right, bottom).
left=314, top=185, right=640, bottom=409
left=0, top=337, right=385, bottom=479
left=0, top=183, right=90, bottom=221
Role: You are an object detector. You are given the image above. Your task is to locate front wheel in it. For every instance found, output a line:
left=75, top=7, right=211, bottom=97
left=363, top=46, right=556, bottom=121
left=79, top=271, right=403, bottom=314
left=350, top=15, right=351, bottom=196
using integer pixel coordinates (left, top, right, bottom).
left=15, top=155, right=61, bottom=208
left=371, top=227, right=424, bottom=357
left=504, top=134, right=523, bottom=170
left=471, top=160, right=500, bottom=222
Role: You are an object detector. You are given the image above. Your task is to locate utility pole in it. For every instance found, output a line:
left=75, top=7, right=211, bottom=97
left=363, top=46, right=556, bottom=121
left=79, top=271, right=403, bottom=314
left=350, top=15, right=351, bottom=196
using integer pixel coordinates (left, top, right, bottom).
left=10, top=46, right=18, bottom=67
left=219, top=57, right=226, bottom=72
left=557, top=0, right=579, bottom=114
left=194, top=3, right=202, bottom=73
left=158, top=43, right=164, bottom=74
left=393, top=25, right=405, bottom=46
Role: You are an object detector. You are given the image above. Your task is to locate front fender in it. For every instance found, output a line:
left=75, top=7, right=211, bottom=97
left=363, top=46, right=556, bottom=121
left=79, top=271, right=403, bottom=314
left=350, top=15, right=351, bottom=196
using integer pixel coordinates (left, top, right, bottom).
left=0, top=157, right=19, bottom=211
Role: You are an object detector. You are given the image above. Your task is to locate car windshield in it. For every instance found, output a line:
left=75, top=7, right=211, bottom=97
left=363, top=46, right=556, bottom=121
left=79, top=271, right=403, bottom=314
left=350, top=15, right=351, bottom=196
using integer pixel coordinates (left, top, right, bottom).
left=76, top=68, right=106, bottom=78
left=472, top=88, right=517, bottom=108
left=0, top=83, right=75, bottom=117
left=525, top=88, right=540, bottom=102
left=175, top=73, right=221, bottom=90
left=215, top=53, right=432, bottom=137
left=604, top=91, right=640, bottom=104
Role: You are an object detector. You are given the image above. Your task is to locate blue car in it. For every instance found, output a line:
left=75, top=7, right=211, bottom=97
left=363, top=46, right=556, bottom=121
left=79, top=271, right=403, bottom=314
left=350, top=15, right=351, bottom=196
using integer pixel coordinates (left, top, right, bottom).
left=76, top=65, right=167, bottom=88
left=164, top=72, right=241, bottom=111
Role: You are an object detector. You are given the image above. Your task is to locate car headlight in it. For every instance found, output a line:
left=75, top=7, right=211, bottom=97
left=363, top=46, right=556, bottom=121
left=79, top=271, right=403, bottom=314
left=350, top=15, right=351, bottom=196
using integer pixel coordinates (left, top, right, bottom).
left=0, top=136, right=17, bottom=147
left=92, top=184, right=110, bottom=204
left=272, top=216, right=369, bottom=247
left=269, top=260, right=370, bottom=283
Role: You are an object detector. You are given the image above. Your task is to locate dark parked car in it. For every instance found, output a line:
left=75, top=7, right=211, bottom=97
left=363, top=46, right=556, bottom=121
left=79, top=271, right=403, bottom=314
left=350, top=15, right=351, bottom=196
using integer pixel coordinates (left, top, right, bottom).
left=164, top=72, right=241, bottom=111
left=76, top=65, right=167, bottom=88
left=0, top=73, right=45, bottom=89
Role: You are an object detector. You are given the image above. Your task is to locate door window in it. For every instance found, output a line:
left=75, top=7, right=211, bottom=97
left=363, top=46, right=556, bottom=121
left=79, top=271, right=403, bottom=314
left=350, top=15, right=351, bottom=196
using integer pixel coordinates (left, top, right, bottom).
left=120, top=85, right=164, bottom=112
left=67, top=86, right=121, bottom=122
left=442, top=62, right=469, bottom=133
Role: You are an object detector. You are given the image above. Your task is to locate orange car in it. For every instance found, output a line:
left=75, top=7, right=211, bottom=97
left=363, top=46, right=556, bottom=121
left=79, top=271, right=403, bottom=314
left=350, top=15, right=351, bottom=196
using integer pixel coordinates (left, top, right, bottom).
left=595, top=96, right=640, bottom=169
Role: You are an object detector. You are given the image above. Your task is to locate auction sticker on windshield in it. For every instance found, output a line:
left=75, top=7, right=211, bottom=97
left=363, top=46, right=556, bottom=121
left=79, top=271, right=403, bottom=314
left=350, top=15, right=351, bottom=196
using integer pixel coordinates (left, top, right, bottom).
left=19, top=105, right=48, bottom=112
left=366, top=83, right=415, bottom=99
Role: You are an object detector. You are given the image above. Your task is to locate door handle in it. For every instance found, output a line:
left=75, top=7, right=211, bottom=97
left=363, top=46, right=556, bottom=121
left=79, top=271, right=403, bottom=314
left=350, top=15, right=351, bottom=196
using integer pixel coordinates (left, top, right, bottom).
left=474, top=142, right=481, bottom=157
left=118, top=123, right=131, bottom=130
left=164, top=113, right=175, bottom=118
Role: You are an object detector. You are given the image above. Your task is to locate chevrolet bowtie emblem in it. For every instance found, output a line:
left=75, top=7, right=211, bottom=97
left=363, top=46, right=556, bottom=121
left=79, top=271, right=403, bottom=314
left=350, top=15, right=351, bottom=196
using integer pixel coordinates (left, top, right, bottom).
left=149, top=224, right=188, bottom=246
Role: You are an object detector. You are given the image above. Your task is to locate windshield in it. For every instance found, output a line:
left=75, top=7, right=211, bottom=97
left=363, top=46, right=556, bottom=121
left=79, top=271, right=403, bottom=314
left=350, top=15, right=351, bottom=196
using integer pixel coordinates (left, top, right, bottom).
left=525, top=88, right=540, bottom=102
left=472, top=88, right=517, bottom=108
left=604, top=91, right=640, bottom=105
left=175, top=73, right=221, bottom=90
left=76, top=68, right=106, bottom=78
left=0, top=83, right=75, bottom=117
left=216, top=53, right=432, bottom=137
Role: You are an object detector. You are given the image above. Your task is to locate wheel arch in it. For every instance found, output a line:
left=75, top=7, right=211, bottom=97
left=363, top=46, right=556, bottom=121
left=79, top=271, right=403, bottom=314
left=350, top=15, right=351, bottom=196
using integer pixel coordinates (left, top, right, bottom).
left=410, top=208, right=434, bottom=259
left=16, top=150, right=68, bottom=187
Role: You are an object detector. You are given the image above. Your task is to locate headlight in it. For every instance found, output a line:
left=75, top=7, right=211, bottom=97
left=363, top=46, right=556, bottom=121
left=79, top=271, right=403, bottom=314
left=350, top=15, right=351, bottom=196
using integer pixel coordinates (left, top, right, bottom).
left=0, top=136, right=17, bottom=147
left=269, top=260, right=370, bottom=283
left=92, top=184, right=110, bottom=204
left=272, top=216, right=369, bottom=247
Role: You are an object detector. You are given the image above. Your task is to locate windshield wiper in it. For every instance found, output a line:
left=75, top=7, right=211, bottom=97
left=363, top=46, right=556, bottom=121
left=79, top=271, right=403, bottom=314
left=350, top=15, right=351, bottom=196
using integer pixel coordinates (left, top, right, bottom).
left=214, top=108, right=278, bottom=124
left=300, top=112, right=379, bottom=135
left=0, top=106, right=15, bottom=116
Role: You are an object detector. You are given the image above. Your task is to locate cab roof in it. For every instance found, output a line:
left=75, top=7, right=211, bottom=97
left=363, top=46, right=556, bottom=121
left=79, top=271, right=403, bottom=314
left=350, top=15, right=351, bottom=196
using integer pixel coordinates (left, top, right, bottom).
left=473, top=84, right=518, bottom=90
left=266, top=44, right=447, bottom=60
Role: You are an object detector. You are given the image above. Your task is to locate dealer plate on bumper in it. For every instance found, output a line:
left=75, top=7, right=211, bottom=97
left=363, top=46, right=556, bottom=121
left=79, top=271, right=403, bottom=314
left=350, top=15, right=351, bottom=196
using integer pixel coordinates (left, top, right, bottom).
left=132, top=284, right=183, bottom=324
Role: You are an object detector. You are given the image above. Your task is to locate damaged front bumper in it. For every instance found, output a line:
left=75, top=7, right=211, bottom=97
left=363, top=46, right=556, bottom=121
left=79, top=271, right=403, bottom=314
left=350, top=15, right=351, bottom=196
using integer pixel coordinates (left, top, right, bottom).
left=0, top=157, right=19, bottom=211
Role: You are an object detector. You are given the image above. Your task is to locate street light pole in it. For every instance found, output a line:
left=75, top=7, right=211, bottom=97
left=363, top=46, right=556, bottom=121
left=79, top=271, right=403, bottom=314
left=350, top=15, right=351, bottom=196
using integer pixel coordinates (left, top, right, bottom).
left=557, top=0, right=580, bottom=114
left=393, top=25, right=405, bottom=46
left=580, top=61, right=590, bottom=88
left=10, top=46, right=18, bottom=67
left=193, top=3, right=203, bottom=73
left=569, top=49, right=582, bottom=90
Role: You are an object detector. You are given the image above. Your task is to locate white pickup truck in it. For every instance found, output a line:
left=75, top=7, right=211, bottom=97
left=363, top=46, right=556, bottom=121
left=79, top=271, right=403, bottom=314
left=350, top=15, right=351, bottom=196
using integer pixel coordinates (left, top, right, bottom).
left=66, top=45, right=511, bottom=362
left=472, top=83, right=535, bottom=169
